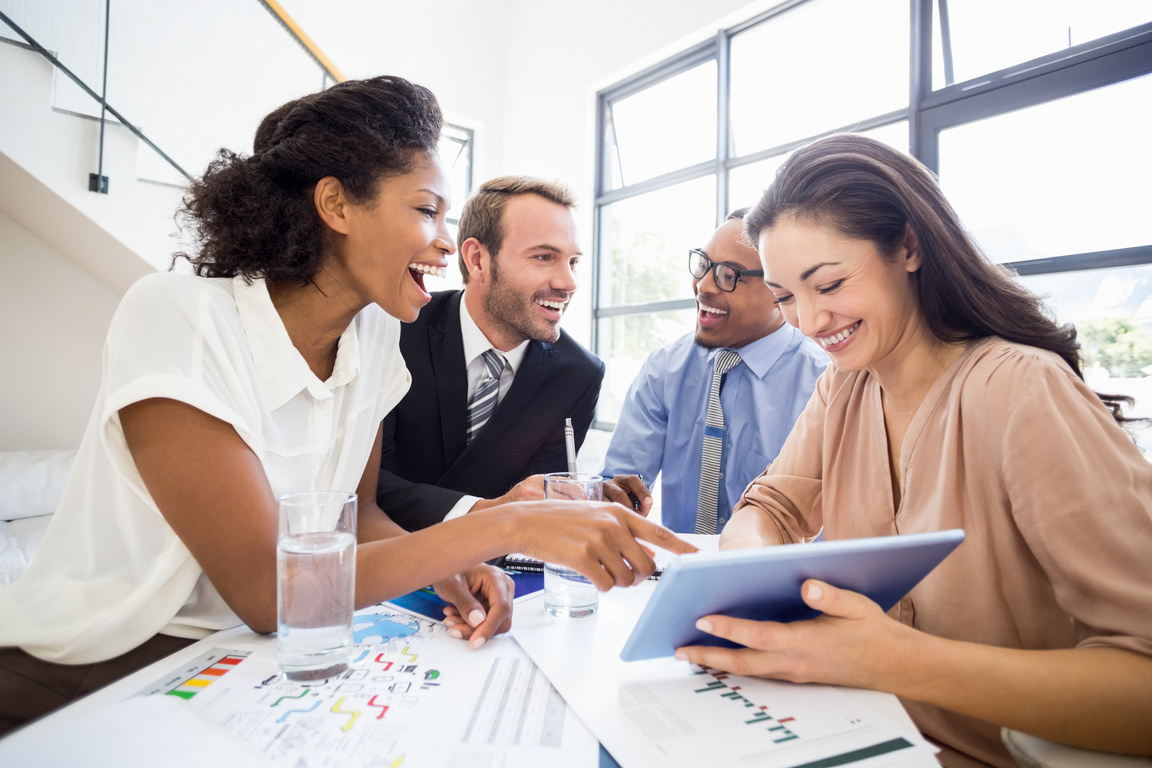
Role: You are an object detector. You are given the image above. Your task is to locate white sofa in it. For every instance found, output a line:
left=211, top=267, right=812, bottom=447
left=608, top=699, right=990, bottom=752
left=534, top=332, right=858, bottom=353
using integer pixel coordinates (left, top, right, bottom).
left=0, top=450, right=75, bottom=586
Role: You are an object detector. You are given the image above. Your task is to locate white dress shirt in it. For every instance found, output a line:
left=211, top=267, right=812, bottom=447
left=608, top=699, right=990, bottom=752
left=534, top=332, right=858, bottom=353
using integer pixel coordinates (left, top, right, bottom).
left=443, top=298, right=531, bottom=520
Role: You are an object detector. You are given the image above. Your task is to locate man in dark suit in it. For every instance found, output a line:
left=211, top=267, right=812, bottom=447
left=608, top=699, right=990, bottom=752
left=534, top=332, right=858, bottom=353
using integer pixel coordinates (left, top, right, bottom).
left=378, top=176, right=605, bottom=531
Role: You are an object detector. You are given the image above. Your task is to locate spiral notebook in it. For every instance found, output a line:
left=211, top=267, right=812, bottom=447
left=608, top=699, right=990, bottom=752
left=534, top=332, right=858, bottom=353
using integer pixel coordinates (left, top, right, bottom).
left=501, top=551, right=670, bottom=580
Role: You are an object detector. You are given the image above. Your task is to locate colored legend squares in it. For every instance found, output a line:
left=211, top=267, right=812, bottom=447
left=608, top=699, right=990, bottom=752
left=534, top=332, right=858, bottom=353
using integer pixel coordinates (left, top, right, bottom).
left=167, top=655, right=245, bottom=700
left=137, top=648, right=251, bottom=700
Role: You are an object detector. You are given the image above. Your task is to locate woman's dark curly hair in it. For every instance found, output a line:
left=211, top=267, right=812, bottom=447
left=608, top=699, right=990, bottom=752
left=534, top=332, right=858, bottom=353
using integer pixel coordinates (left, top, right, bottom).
left=175, top=76, right=443, bottom=283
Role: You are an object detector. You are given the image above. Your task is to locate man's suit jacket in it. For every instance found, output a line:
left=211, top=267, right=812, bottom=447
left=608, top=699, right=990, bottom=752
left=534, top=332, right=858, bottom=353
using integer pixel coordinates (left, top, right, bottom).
left=378, top=290, right=605, bottom=531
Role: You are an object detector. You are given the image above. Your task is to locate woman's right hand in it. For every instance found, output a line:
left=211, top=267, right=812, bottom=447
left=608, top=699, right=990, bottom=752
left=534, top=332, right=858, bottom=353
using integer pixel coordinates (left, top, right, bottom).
left=510, top=500, right=697, bottom=590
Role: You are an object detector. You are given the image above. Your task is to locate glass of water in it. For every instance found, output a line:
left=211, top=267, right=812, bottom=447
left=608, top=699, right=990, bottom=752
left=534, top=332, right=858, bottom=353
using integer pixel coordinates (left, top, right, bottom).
left=277, top=491, right=357, bottom=681
left=542, top=473, right=604, bottom=619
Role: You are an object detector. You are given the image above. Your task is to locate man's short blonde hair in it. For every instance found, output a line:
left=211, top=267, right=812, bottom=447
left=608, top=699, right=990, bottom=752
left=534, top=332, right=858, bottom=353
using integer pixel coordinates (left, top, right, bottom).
left=457, top=176, right=576, bottom=282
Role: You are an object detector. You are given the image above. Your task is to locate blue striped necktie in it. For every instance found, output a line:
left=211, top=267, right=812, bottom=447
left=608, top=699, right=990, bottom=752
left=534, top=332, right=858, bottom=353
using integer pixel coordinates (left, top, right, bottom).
left=466, top=349, right=505, bottom=445
left=696, top=349, right=742, bottom=534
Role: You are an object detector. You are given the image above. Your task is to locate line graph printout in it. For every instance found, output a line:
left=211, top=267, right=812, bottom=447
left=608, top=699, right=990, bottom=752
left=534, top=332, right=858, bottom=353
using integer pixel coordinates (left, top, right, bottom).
left=512, top=589, right=939, bottom=768
left=614, top=666, right=924, bottom=767
left=138, top=605, right=596, bottom=768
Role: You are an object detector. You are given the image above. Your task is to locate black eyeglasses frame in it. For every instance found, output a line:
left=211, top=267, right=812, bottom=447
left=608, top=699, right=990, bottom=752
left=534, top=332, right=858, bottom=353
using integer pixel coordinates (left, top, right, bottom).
left=688, top=248, right=764, bottom=293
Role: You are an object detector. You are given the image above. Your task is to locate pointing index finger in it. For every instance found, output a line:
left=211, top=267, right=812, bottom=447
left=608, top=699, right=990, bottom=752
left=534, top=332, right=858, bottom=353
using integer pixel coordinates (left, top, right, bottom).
left=627, top=515, right=698, bottom=554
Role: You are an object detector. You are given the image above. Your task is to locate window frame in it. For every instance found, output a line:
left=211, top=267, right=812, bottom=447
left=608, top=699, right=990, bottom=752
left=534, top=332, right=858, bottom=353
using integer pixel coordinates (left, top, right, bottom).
left=591, top=0, right=1152, bottom=429
left=439, top=122, right=475, bottom=230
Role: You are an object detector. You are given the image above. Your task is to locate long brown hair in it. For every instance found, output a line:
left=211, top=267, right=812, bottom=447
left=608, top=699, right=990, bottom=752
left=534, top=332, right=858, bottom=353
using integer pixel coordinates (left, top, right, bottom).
left=744, top=133, right=1132, bottom=422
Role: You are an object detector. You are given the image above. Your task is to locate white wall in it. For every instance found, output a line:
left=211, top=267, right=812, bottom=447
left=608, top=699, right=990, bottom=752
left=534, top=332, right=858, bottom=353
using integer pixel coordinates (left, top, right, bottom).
left=0, top=41, right=189, bottom=277
left=275, top=0, right=512, bottom=184
left=0, top=40, right=176, bottom=451
left=0, top=210, right=120, bottom=450
left=1, top=0, right=780, bottom=449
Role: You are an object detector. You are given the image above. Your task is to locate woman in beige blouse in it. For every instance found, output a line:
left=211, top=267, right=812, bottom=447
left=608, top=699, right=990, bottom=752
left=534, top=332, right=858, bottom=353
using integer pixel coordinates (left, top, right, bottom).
left=674, top=134, right=1152, bottom=767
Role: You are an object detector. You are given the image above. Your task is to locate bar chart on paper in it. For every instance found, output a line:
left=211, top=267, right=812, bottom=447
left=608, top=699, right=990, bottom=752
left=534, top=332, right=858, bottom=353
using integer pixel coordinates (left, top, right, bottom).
left=125, top=605, right=596, bottom=768
left=137, top=648, right=251, bottom=700
left=462, top=656, right=567, bottom=747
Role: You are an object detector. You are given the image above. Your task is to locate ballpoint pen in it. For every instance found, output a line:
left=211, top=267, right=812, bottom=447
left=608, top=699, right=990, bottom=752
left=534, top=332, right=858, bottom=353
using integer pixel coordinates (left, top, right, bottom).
left=564, top=418, right=577, bottom=474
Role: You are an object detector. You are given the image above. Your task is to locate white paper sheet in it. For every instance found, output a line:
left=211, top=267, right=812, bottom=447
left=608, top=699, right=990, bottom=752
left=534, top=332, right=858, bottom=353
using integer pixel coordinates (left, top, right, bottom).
left=512, top=579, right=939, bottom=768
left=139, top=606, right=599, bottom=767
left=0, top=694, right=275, bottom=768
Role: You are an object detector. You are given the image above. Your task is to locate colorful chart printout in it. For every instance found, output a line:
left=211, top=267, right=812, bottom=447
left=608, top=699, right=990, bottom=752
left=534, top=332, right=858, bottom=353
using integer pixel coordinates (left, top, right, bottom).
left=138, top=606, right=595, bottom=768
left=138, top=649, right=251, bottom=700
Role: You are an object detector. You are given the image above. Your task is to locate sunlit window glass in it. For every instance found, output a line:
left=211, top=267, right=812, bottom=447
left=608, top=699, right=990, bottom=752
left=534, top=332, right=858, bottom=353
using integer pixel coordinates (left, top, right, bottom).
left=1017, top=265, right=1152, bottom=449
left=857, top=121, right=910, bottom=155
left=596, top=308, right=697, bottom=425
left=729, top=155, right=790, bottom=213
left=438, top=126, right=473, bottom=225
left=729, top=0, right=908, bottom=157
left=939, top=73, right=1152, bottom=263
left=932, top=0, right=1152, bottom=89
left=599, top=176, right=717, bottom=308
left=606, top=61, right=717, bottom=189
left=728, top=122, right=908, bottom=213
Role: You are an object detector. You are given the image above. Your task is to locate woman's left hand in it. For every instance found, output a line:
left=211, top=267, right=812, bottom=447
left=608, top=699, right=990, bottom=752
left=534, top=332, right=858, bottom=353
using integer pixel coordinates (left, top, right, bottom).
left=675, top=579, right=913, bottom=690
left=434, top=565, right=515, bottom=650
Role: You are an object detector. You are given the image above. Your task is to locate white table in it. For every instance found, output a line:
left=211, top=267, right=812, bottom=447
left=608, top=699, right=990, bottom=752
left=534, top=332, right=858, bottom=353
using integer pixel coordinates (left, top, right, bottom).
left=0, top=543, right=939, bottom=768
left=514, top=577, right=938, bottom=768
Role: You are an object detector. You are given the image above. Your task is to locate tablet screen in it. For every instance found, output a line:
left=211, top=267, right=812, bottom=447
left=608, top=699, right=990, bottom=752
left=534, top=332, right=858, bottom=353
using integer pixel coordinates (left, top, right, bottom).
left=620, top=529, right=965, bottom=661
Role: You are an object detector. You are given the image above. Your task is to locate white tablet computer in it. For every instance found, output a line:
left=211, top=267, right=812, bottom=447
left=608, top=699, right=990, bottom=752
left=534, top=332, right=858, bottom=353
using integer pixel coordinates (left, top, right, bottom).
left=620, top=529, right=965, bottom=662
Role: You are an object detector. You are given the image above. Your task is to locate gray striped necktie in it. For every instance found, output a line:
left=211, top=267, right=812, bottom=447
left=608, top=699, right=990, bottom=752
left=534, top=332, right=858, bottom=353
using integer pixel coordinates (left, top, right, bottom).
left=466, top=349, right=505, bottom=445
left=696, top=349, right=742, bottom=535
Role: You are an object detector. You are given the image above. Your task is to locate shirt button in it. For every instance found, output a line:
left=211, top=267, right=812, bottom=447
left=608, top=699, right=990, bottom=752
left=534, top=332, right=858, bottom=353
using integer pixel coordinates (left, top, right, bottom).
left=319, top=400, right=330, bottom=409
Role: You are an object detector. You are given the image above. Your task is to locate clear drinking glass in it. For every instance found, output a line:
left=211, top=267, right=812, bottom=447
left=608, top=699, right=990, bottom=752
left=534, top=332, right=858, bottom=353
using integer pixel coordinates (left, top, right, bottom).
left=276, top=491, right=357, bottom=680
left=542, top=473, right=604, bottom=619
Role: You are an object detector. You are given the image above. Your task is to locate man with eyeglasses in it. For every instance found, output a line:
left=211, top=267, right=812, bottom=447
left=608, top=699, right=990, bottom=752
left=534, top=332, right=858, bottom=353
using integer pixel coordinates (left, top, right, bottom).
left=600, top=209, right=828, bottom=534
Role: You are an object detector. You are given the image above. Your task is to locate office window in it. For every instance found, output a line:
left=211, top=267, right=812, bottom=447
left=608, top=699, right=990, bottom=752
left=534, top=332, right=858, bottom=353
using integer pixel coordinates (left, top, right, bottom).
left=728, top=121, right=909, bottom=212
left=932, top=0, right=1152, bottom=88
left=593, top=0, right=1152, bottom=429
left=439, top=124, right=474, bottom=230
left=423, top=123, right=474, bottom=292
left=939, top=72, right=1152, bottom=263
left=601, top=177, right=716, bottom=309
left=606, top=61, right=717, bottom=189
left=729, top=0, right=908, bottom=156
left=1018, top=265, right=1152, bottom=450
left=596, top=307, right=698, bottom=430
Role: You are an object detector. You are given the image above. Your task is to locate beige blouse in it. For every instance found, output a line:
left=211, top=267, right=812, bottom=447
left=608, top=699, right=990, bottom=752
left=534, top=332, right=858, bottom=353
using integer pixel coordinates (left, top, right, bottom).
left=735, top=337, right=1152, bottom=768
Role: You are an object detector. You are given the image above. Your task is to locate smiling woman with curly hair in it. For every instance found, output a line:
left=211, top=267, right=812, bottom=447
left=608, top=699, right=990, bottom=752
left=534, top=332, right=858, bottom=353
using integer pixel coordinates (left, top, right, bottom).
left=0, top=76, right=692, bottom=736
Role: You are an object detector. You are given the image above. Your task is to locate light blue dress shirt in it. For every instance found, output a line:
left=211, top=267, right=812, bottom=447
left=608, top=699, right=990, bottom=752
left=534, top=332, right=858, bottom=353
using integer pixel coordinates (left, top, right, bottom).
left=601, top=323, right=828, bottom=534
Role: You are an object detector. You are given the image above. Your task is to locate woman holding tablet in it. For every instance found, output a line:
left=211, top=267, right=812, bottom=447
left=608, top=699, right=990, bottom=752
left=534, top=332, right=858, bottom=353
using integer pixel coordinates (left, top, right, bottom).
left=676, top=135, right=1152, bottom=766
left=0, top=76, right=691, bottom=735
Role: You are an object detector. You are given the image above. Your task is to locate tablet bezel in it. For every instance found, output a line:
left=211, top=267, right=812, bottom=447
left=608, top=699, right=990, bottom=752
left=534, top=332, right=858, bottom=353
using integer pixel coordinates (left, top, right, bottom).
left=619, top=529, right=966, bottom=662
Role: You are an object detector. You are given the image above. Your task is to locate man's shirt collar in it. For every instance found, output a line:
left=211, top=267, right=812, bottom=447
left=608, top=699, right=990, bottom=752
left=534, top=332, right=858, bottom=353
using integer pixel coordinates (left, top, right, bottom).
left=706, top=321, right=800, bottom=379
left=460, top=292, right=530, bottom=373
